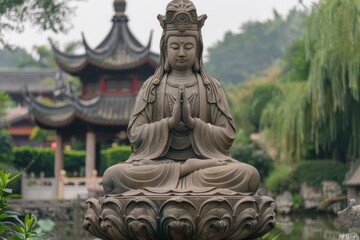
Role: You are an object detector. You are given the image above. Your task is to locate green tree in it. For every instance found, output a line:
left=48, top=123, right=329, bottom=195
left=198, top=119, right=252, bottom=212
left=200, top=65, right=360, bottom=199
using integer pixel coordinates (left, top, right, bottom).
left=0, top=0, right=82, bottom=46
left=16, top=45, right=56, bottom=68
left=262, top=0, right=360, bottom=163
left=206, top=9, right=305, bottom=83
left=0, top=92, right=11, bottom=116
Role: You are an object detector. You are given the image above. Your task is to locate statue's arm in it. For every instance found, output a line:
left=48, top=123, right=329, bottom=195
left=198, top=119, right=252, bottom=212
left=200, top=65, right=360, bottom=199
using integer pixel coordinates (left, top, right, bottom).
left=128, top=106, right=171, bottom=161
left=190, top=91, right=236, bottom=159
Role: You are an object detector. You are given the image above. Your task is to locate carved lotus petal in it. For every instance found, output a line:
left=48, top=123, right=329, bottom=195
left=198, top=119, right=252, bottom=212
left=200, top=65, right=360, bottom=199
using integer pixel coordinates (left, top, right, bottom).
left=83, top=198, right=106, bottom=239
left=99, top=198, right=127, bottom=239
left=125, top=197, right=158, bottom=240
left=160, top=197, right=197, bottom=240
left=197, top=197, right=232, bottom=240
left=247, top=196, right=276, bottom=239
left=228, top=196, right=259, bottom=240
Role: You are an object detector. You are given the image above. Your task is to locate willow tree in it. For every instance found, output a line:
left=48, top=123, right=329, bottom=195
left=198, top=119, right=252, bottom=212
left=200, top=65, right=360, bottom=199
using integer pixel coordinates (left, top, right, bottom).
left=262, top=0, right=360, bottom=163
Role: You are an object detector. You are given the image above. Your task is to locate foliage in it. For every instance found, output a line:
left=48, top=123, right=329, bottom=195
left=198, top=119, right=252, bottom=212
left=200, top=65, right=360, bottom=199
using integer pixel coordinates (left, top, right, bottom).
left=265, top=164, right=295, bottom=194
left=29, top=127, right=55, bottom=143
left=0, top=130, right=14, bottom=165
left=16, top=45, right=56, bottom=68
left=224, top=66, right=281, bottom=139
left=261, top=82, right=311, bottom=162
left=206, top=9, right=305, bottom=83
left=0, top=48, right=32, bottom=68
left=281, top=38, right=310, bottom=82
left=0, top=0, right=81, bottom=46
left=0, top=92, right=12, bottom=116
left=12, top=147, right=85, bottom=177
left=258, top=223, right=283, bottom=240
left=249, top=83, right=281, bottom=130
left=11, top=146, right=132, bottom=176
left=263, top=0, right=360, bottom=163
left=292, top=160, right=347, bottom=189
left=231, top=142, right=274, bottom=182
left=0, top=170, right=52, bottom=239
left=100, top=146, right=132, bottom=174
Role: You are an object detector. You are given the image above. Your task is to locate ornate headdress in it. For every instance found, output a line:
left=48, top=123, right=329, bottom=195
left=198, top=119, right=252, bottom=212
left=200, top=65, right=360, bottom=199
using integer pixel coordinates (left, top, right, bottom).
left=158, top=0, right=207, bottom=33
left=151, top=0, right=212, bottom=86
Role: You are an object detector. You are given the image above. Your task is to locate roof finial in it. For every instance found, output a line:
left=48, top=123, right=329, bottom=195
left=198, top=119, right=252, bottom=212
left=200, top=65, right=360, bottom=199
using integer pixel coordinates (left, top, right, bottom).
left=114, top=0, right=126, bottom=16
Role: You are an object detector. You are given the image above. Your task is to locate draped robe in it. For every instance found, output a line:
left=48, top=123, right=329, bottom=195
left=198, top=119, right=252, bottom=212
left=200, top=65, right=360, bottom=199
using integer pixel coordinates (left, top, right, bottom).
left=102, top=73, right=260, bottom=196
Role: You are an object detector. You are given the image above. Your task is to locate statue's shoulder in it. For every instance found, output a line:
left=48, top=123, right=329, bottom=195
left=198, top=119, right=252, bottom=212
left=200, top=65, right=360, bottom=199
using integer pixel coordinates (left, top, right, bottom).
left=204, top=74, right=227, bottom=100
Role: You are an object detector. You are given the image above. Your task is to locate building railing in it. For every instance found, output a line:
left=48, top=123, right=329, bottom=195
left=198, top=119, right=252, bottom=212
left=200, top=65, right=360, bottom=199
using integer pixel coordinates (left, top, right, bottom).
left=21, top=169, right=102, bottom=200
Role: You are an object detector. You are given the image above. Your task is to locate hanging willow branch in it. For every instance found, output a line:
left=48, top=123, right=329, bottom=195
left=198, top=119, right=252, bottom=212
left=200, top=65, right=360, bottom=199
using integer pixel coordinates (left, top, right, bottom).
left=262, top=0, right=360, bottom=162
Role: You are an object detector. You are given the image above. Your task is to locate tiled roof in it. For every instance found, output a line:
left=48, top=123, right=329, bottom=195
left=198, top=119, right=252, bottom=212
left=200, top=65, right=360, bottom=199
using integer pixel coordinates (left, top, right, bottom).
left=0, top=69, right=66, bottom=94
left=29, top=94, right=136, bottom=128
left=0, top=106, right=29, bottom=127
left=51, top=2, right=159, bottom=75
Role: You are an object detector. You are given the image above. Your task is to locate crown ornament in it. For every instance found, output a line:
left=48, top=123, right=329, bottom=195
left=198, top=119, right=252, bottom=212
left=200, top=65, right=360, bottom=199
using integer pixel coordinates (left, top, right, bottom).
left=158, top=0, right=207, bottom=33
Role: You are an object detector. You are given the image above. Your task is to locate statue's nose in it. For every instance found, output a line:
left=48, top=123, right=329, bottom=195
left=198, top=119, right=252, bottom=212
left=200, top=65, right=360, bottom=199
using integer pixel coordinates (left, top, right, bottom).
left=178, top=48, right=185, bottom=57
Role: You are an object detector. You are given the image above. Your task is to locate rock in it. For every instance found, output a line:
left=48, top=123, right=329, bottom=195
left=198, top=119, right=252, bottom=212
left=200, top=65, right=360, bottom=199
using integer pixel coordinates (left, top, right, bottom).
left=322, top=181, right=342, bottom=198
left=300, top=183, right=323, bottom=209
left=276, top=191, right=293, bottom=214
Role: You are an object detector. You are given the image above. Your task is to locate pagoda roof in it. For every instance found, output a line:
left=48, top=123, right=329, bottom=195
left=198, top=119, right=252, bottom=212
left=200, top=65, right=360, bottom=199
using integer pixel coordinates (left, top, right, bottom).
left=0, top=69, right=66, bottom=94
left=52, top=0, right=159, bottom=76
left=27, top=94, right=136, bottom=128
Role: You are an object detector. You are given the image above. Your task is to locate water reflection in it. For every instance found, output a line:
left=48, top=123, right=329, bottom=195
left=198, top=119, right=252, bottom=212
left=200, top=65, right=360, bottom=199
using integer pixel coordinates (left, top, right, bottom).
left=270, top=213, right=348, bottom=240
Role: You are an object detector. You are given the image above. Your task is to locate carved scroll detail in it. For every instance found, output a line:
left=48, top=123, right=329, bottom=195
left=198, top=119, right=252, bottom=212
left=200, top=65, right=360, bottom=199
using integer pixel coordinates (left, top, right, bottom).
left=83, top=195, right=276, bottom=240
left=125, top=198, right=159, bottom=240
left=159, top=197, right=197, bottom=240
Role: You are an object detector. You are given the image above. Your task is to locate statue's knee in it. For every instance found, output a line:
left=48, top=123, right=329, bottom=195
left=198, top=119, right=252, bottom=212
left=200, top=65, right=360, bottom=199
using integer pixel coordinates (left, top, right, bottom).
left=245, top=164, right=260, bottom=193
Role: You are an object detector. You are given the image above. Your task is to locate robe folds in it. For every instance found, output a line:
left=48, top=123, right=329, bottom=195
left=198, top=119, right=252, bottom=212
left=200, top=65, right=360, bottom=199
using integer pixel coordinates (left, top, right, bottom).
left=102, top=73, right=260, bottom=196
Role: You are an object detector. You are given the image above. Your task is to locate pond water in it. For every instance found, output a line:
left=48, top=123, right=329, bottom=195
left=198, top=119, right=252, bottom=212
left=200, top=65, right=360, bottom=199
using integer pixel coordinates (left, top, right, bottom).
left=268, top=213, right=350, bottom=240
left=47, top=212, right=350, bottom=240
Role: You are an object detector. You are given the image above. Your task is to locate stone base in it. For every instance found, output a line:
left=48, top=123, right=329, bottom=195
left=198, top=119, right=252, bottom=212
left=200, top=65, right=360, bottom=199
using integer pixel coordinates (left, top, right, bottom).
left=83, top=194, right=276, bottom=240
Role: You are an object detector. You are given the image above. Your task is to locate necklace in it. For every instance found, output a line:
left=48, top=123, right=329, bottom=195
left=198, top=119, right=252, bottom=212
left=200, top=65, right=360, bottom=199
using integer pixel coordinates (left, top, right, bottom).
left=166, top=78, right=198, bottom=88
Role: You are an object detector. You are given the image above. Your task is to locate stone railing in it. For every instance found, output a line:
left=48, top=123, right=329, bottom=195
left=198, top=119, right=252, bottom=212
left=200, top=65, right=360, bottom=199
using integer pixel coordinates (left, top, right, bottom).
left=21, top=172, right=57, bottom=200
left=21, top=170, right=103, bottom=200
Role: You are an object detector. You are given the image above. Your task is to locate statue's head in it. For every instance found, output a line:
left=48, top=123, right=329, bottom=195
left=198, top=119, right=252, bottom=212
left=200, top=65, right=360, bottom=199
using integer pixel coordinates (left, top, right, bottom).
left=153, top=0, right=208, bottom=81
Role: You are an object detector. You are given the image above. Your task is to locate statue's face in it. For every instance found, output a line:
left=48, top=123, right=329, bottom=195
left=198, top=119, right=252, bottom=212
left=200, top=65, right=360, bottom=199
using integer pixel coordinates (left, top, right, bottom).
left=166, top=36, right=197, bottom=72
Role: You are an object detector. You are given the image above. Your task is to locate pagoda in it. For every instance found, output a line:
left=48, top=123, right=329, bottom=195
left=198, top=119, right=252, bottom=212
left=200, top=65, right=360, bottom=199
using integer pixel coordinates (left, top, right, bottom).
left=26, top=0, right=159, bottom=193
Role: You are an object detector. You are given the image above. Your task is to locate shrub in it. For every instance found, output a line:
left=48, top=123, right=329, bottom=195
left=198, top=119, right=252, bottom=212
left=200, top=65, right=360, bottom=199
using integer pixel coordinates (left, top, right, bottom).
left=0, top=170, right=54, bottom=239
left=265, top=164, right=295, bottom=194
left=231, top=142, right=273, bottom=182
left=12, top=146, right=133, bottom=177
left=0, top=130, right=14, bottom=165
left=292, top=160, right=347, bottom=189
left=12, top=147, right=85, bottom=177
left=100, top=146, right=132, bottom=174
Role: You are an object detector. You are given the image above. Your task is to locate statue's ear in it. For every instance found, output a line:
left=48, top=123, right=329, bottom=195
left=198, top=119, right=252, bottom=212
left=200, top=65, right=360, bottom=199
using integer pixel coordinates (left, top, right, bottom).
left=158, top=14, right=166, bottom=28
left=198, top=14, right=207, bottom=28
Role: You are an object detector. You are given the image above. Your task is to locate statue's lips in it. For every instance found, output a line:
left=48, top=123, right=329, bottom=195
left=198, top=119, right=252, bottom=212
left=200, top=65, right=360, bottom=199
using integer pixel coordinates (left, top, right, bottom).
left=176, top=58, right=187, bottom=63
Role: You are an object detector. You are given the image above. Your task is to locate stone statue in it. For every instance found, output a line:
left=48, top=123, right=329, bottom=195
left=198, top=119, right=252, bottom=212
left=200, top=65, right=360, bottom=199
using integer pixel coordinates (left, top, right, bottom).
left=103, top=0, right=260, bottom=196
left=84, top=1, right=276, bottom=239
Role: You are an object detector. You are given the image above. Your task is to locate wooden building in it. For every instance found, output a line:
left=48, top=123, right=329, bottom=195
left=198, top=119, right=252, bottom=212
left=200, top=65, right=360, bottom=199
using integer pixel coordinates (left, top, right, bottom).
left=26, top=0, right=159, bottom=189
left=0, top=69, right=66, bottom=146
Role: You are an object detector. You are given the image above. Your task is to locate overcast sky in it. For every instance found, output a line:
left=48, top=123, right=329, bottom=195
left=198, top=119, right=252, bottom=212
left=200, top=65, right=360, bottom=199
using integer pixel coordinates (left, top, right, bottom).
left=5, top=0, right=317, bottom=56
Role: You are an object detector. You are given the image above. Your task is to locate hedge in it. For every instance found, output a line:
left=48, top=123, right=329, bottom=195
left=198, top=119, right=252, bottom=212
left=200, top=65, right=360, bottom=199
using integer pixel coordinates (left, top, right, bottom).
left=12, top=147, right=85, bottom=177
left=292, top=160, right=348, bottom=189
left=12, top=146, right=132, bottom=177
left=265, top=160, right=348, bottom=194
left=100, top=146, right=132, bottom=174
